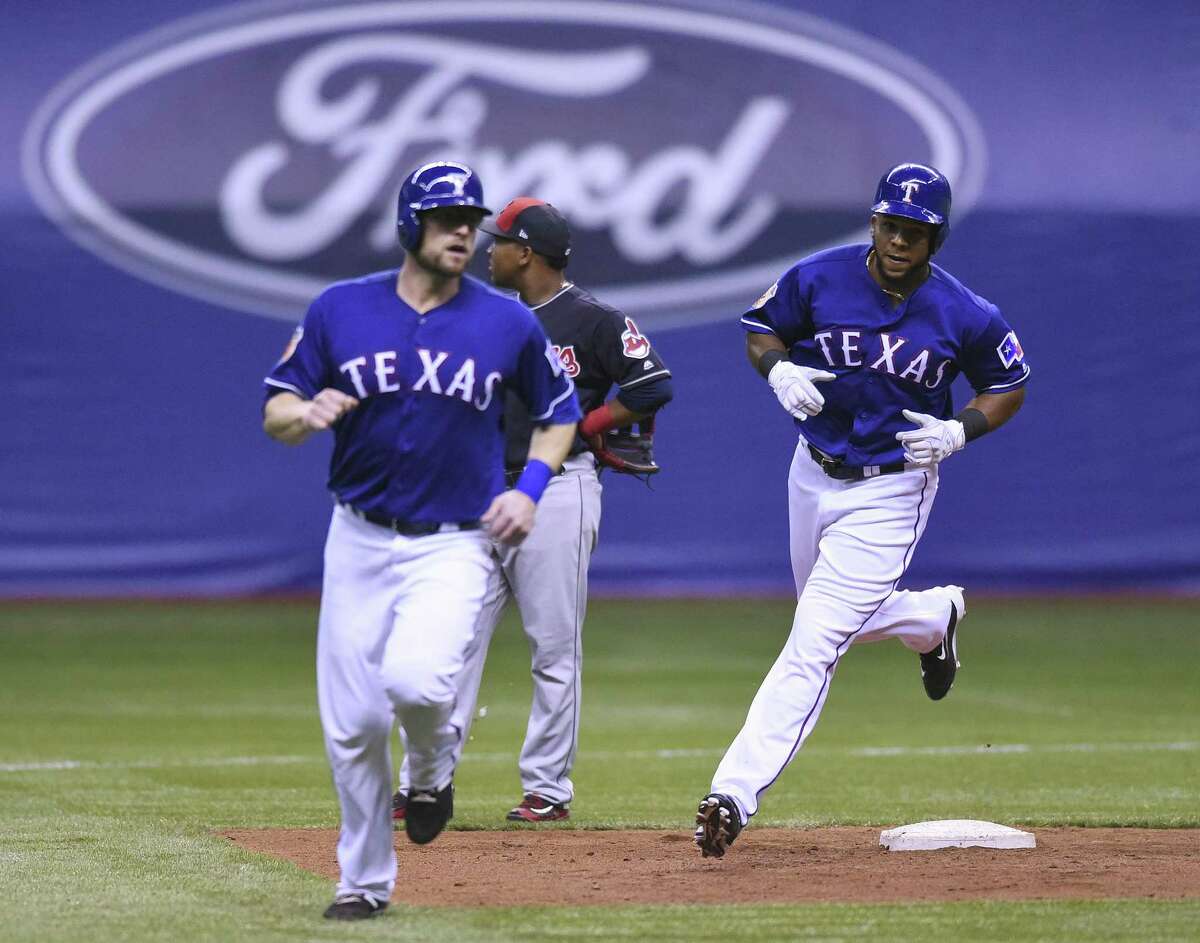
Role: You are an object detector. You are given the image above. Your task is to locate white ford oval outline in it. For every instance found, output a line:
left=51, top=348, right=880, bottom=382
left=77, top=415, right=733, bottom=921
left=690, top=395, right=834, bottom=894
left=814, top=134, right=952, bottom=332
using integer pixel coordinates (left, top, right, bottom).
left=22, top=0, right=986, bottom=327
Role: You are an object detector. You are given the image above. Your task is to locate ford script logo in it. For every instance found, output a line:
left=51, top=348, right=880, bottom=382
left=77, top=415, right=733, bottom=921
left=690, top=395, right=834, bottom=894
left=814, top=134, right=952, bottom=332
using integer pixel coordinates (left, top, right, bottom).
left=23, top=0, right=985, bottom=327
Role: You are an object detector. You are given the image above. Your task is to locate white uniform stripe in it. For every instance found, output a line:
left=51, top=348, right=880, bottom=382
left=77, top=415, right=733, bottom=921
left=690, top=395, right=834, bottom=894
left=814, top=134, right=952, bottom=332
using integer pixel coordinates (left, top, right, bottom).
left=619, top=368, right=672, bottom=389
left=982, top=363, right=1031, bottom=391
left=263, top=377, right=305, bottom=396
left=532, top=376, right=578, bottom=421
left=740, top=317, right=777, bottom=334
left=530, top=282, right=575, bottom=310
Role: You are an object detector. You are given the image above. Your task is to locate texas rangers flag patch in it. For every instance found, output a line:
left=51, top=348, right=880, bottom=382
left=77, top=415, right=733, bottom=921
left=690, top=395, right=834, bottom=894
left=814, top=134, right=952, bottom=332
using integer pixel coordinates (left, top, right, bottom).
left=996, top=331, right=1025, bottom=368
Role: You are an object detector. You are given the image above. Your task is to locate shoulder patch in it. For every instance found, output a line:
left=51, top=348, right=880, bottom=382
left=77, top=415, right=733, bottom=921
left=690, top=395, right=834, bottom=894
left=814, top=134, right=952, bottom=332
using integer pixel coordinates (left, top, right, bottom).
left=751, top=281, right=778, bottom=309
left=620, top=317, right=651, bottom=360
left=996, top=331, right=1025, bottom=368
left=276, top=326, right=303, bottom=365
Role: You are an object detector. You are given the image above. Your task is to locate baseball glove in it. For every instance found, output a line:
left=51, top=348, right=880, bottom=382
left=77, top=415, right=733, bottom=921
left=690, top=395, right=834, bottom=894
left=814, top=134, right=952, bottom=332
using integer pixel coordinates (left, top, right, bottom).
left=587, top=416, right=660, bottom=478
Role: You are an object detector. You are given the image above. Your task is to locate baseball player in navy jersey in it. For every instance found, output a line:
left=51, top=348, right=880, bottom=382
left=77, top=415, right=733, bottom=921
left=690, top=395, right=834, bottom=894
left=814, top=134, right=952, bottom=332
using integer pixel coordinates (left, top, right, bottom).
left=694, top=163, right=1030, bottom=858
left=393, top=198, right=673, bottom=823
left=262, top=162, right=581, bottom=920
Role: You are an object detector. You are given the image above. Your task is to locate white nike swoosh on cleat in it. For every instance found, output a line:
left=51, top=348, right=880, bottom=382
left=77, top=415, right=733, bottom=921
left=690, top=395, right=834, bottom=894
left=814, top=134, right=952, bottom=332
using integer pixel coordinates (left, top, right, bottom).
left=528, top=804, right=557, bottom=815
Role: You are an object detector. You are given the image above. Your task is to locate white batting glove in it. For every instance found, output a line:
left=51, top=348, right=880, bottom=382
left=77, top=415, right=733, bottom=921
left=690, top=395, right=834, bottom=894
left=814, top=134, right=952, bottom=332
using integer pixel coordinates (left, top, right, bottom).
left=304, top=388, right=359, bottom=431
left=767, top=362, right=836, bottom=420
left=895, top=409, right=966, bottom=467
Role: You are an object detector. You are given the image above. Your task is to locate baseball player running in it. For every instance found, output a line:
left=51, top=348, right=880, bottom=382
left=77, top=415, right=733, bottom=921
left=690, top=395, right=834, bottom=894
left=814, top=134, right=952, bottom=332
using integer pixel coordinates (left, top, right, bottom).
left=694, top=163, right=1030, bottom=858
left=394, top=198, right=673, bottom=823
left=262, top=162, right=581, bottom=920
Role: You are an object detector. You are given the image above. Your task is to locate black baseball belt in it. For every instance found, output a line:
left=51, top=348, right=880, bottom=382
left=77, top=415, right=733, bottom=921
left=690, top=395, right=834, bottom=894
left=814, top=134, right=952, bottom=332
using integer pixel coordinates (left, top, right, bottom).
left=807, top=444, right=908, bottom=482
left=340, top=503, right=481, bottom=537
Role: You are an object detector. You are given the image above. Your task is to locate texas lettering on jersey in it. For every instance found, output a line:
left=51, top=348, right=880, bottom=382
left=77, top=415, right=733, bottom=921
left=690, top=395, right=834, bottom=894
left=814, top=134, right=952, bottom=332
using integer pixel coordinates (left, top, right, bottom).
left=811, top=330, right=951, bottom=389
left=337, top=348, right=502, bottom=411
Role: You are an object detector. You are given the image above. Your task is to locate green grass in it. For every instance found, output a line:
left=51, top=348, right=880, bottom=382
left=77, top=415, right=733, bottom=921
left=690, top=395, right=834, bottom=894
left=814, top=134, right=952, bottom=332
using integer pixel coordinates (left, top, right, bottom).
left=1, top=597, right=1197, bottom=941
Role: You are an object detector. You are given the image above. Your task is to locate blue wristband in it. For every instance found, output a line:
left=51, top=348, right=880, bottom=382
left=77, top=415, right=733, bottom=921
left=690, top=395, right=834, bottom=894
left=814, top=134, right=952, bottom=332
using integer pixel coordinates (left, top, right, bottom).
left=514, top=459, right=553, bottom=504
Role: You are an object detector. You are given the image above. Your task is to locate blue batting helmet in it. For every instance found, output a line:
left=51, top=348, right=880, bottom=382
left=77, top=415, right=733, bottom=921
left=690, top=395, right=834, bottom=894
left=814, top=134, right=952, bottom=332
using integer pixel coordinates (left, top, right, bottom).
left=396, top=161, right=491, bottom=251
left=871, top=163, right=952, bottom=252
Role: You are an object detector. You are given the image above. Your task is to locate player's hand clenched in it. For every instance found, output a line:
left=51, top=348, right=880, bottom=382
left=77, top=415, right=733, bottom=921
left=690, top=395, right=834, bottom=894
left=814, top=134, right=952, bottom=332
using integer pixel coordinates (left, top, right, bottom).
left=895, top=409, right=966, bottom=467
left=304, top=388, right=359, bottom=431
left=768, top=362, right=836, bottom=420
left=482, top=490, right=537, bottom=545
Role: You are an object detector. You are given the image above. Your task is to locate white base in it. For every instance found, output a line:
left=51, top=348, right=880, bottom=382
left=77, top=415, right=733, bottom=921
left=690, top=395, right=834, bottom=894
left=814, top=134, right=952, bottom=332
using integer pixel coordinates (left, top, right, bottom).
left=880, top=819, right=1036, bottom=851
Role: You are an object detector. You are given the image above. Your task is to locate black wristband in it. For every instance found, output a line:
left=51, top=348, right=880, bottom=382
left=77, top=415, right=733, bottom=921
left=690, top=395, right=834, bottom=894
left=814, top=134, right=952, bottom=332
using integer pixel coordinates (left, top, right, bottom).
left=757, top=349, right=787, bottom=379
left=954, top=407, right=989, bottom=442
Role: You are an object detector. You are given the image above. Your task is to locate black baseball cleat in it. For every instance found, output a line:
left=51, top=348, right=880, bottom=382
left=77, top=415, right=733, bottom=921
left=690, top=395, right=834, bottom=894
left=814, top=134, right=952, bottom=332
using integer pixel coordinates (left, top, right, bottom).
left=322, top=893, right=388, bottom=921
left=694, top=793, right=743, bottom=859
left=392, top=789, right=407, bottom=824
left=921, top=586, right=965, bottom=701
left=405, top=781, right=453, bottom=845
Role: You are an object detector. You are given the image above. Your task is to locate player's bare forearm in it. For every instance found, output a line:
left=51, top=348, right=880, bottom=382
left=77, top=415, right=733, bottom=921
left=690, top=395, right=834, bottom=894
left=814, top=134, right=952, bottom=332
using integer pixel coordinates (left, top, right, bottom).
left=263, top=389, right=358, bottom=445
left=746, top=332, right=788, bottom=378
left=263, top=392, right=314, bottom=444
left=962, top=387, right=1026, bottom=436
left=527, top=421, right=578, bottom=472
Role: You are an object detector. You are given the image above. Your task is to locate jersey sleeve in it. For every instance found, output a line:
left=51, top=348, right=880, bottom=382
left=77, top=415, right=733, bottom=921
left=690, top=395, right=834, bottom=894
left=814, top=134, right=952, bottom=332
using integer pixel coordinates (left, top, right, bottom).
left=512, top=317, right=583, bottom=425
left=959, top=303, right=1031, bottom=394
left=263, top=295, right=331, bottom=400
left=739, top=264, right=810, bottom=345
left=592, top=310, right=672, bottom=391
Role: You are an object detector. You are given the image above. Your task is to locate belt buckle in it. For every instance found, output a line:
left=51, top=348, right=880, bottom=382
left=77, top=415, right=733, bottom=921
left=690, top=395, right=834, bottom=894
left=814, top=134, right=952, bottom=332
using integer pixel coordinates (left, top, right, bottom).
left=812, top=448, right=839, bottom=476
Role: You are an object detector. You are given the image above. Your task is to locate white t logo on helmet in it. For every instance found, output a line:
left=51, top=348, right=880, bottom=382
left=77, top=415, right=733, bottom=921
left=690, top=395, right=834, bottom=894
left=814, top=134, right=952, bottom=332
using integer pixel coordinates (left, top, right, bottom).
left=422, top=172, right=468, bottom=195
left=899, top=180, right=922, bottom=203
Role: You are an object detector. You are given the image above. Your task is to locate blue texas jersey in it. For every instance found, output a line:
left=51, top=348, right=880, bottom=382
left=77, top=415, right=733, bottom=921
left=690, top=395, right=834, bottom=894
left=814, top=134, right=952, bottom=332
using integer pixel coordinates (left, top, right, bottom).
left=741, top=244, right=1030, bottom=466
left=264, top=272, right=581, bottom=522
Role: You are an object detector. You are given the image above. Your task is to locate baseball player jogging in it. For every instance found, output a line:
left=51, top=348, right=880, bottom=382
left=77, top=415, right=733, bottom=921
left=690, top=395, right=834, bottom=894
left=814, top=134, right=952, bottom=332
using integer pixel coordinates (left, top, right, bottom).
left=262, top=162, right=581, bottom=920
left=393, top=198, right=673, bottom=824
left=693, top=163, right=1030, bottom=858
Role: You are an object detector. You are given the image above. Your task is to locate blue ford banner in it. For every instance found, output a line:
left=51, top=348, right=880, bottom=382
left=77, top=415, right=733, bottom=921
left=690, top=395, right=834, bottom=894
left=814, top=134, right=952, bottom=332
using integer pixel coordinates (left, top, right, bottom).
left=5, top=0, right=1198, bottom=594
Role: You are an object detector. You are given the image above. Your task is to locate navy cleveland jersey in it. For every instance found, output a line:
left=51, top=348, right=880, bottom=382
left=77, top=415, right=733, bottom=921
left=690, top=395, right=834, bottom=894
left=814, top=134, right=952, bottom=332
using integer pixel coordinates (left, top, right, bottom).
left=264, top=272, right=581, bottom=522
left=742, top=244, right=1030, bottom=466
left=503, top=283, right=671, bottom=469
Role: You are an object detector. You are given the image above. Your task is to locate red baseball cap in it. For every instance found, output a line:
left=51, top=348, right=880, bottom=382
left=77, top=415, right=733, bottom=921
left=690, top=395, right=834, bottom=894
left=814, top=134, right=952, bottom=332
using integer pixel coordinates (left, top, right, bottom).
left=479, top=198, right=571, bottom=263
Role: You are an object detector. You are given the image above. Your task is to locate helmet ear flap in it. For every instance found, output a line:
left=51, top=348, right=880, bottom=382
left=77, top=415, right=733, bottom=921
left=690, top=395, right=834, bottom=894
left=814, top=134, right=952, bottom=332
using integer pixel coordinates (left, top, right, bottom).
left=931, top=220, right=949, bottom=254
left=396, top=202, right=422, bottom=251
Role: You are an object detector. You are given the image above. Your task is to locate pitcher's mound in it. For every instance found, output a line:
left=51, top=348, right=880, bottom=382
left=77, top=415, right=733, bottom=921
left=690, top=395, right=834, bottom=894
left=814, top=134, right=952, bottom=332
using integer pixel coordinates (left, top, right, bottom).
left=220, top=826, right=1200, bottom=907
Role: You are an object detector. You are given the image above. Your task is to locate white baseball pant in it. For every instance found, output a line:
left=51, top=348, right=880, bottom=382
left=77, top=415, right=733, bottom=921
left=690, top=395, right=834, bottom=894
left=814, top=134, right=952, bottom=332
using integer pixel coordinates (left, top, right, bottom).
left=317, top=504, right=492, bottom=902
left=710, top=436, right=957, bottom=821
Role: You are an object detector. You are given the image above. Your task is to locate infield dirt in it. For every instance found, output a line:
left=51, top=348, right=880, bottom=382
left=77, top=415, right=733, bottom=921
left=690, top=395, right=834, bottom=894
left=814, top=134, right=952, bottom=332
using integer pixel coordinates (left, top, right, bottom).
left=222, top=826, right=1200, bottom=906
